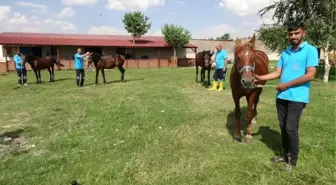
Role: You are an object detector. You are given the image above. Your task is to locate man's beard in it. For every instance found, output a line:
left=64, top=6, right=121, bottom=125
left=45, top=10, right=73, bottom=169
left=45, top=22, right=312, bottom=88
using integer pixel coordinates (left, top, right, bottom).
left=290, top=37, right=302, bottom=46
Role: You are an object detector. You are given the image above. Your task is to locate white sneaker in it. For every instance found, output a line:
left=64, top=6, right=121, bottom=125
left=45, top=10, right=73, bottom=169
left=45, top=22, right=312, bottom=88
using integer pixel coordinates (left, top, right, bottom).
left=18, top=84, right=21, bottom=87
left=24, top=83, right=28, bottom=86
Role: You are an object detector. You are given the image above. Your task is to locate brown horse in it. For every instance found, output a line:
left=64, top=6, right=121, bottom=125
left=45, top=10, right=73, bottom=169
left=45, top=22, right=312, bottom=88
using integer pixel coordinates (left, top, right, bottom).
left=86, top=52, right=126, bottom=85
left=24, top=55, right=64, bottom=84
left=195, top=50, right=214, bottom=85
left=229, top=34, right=269, bottom=143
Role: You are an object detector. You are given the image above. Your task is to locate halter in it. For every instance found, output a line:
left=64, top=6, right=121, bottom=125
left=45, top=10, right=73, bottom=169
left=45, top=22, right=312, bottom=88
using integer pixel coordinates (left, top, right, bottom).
left=234, top=44, right=256, bottom=75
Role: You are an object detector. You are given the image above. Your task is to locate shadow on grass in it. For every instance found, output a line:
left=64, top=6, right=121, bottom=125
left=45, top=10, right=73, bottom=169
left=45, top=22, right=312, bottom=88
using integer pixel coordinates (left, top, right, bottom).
left=0, top=129, right=24, bottom=139
left=254, top=126, right=283, bottom=156
left=226, top=107, right=283, bottom=155
left=85, top=77, right=145, bottom=86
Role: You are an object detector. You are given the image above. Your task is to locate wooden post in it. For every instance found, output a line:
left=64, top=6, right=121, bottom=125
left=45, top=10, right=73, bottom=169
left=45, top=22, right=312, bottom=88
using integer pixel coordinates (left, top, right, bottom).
left=102, top=47, right=105, bottom=55
left=4, top=46, right=9, bottom=73
left=157, top=50, right=160, bottom=68
left=56, top=46, right=60, bottom=70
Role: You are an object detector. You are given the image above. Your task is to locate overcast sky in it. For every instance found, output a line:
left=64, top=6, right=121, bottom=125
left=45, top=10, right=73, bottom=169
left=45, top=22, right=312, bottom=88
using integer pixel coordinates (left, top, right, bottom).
left=0, top=0, right=275, bottom=39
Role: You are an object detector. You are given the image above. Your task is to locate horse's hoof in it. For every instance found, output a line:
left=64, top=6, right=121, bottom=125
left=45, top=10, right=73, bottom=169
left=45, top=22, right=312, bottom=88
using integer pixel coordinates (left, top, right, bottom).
left=234, top=136, right=242, bottom=142
left=245, top=135, right=253, bottom=144
left=251, top=117, right=257, bottom=125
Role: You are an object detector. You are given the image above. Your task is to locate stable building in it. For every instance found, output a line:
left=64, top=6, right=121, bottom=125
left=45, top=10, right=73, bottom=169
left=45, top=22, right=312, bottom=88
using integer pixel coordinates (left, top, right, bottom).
left=0, top=32, right=198, bottom=73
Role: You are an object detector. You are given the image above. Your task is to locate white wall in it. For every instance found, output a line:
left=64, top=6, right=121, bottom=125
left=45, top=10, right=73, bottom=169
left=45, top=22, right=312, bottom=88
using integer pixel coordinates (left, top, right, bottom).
left=0, top=45, right=4, bottom=62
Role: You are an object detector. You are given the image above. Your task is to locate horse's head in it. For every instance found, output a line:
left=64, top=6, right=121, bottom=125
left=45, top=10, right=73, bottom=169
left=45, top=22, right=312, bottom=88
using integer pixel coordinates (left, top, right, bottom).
left=234, top=34, right=257, bottom=89
left=203, top=50, right=214, bottom=68
left=86, top=52, right=100, bottom=65
left=115, top=54, right=126, bottom=61
left=23, top=55, right=35, bottom=66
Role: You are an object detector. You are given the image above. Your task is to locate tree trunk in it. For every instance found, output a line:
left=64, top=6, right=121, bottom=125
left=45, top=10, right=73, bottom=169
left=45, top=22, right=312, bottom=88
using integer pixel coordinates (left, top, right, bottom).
left=173, top=48, right=176, bottom=57
left=323, top=44, right=330, bottom=83
left=133, top=36, right=135, bottom=44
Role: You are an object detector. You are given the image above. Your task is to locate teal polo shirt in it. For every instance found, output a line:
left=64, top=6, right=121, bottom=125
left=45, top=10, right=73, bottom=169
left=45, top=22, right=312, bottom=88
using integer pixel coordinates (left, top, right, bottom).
left=276, top=41, right=319, bottom=104
left=215, top=49, right=228, bottom=69
left=74, top=53, right=84, bottom=69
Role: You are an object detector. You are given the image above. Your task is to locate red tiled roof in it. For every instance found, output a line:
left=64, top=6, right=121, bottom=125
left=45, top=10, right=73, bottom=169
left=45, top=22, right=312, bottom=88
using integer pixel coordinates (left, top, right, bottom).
left=0, top=32, right=197, bottom=48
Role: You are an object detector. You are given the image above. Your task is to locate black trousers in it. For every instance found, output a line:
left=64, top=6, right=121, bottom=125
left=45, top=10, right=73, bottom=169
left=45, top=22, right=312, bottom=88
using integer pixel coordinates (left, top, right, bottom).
left=213, top=68, right=227, bottom=81
left=16, top=69, right=27, bottom=85
left=75, top=69, right=85, bottom=87
left=276, top=98, right=306, bottom=165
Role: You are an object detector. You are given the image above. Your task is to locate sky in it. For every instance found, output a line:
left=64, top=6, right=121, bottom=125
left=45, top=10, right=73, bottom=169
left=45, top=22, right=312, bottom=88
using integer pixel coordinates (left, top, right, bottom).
left=0, top=0, right=275, bottom=39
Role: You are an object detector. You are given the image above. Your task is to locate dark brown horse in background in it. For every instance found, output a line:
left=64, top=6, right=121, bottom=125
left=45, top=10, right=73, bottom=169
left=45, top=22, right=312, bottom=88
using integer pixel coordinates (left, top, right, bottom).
left=24, top=55, right=64, bottom=84
left=195, top=50, right=214, bottom=85
left=86, top=52, right=126, bottom=85
left=230, top=34, right=269, bottom=143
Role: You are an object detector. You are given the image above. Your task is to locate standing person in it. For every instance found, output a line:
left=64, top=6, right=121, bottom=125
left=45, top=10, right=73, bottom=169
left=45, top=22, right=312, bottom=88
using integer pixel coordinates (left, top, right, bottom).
left=253, top=22, right=318, bottom=171
left=209, top=44, right=228, bottom=91
left=74, top=48, right=89, bottom=87
left=14, top=51, right=27, bottom=87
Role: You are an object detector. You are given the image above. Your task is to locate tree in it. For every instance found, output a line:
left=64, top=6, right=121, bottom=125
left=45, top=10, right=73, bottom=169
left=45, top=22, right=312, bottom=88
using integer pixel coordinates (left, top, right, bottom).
left=257, top=0, right=336, bottom=83
left=215, top=33, right=234, bottom=41
left=161, top=24, right=192, bottom=57
left=122, top=11, right=152, bottom=44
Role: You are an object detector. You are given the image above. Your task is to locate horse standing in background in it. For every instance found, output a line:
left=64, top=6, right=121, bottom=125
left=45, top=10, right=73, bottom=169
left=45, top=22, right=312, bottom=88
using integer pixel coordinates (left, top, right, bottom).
left=195, top=50, right=214, bottom=85
left=24, top=55, right=64, bottom=84
left=86, top=52, right=126, bottom=85
left=230, top=34, right=269, bottom=143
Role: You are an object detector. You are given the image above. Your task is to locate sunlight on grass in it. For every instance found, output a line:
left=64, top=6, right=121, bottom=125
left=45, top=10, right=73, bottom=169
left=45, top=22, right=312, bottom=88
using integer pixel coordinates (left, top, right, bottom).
left=0, top=67, right=335, bottom=185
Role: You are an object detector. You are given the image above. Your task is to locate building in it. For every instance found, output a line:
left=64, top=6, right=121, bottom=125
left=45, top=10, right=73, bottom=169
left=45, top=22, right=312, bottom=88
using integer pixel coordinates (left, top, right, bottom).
left=0, top=32, right=198, bottom=73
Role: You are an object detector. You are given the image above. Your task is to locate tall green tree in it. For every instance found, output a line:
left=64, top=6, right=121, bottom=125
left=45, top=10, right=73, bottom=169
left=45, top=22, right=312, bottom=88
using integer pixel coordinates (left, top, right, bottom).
left=257, top=0, right=336, bottom=83
left=216, top=33, right=234, bottom=41
left=122, top=11, right=152, bottom=44
left=161, top=24, right=192, bottom=57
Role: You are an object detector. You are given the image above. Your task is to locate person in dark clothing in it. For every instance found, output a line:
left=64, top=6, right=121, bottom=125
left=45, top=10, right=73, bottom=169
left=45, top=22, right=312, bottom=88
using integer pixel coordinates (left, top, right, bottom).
left=254, top=22, right=318, bottom=171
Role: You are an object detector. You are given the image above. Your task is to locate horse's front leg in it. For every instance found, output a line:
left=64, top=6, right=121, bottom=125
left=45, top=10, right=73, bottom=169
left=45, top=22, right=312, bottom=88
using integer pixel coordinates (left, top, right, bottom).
left=251, top=95, right=259, bottom=125
left=233, top=95, right=242, bottom=142
left=51, top=66, right=55, bottom=82
left=95, top=68, right=99, bottom=85
left=48, top=68, right=52, bottom=82
left=200, top=68, right=205, bottom=84
left=207, top=68, right=211, bottom=86
left=38, top=70, right=41, bottom=83
left=33, top=69, right=38, bottom=84
left=245, top=93, right=258, bottom=144
left=101, top=69, right=106, bottom=84
left=195, top=66, right=198, bottom=83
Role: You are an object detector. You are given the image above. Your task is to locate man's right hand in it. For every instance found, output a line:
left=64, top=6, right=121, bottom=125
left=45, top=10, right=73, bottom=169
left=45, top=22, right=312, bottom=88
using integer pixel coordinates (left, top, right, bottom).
left=253, top=74, right=263, bottom=83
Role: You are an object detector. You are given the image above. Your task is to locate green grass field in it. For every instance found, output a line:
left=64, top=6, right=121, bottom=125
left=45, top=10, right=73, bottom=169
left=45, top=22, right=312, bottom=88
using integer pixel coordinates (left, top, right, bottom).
left=0, top=64, right=335, bottom=185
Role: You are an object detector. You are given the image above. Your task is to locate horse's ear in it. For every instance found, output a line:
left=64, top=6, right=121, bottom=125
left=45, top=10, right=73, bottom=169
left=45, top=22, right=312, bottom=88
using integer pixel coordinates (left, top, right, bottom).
left=249, top=33, right=256, bottom=47
left=235, top=37, right=242, bottom=45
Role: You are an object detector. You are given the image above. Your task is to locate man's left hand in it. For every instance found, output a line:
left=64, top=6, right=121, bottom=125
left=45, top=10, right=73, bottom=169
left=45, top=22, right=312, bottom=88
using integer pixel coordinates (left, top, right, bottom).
left=276, top=83, right=290, bottom=91
left=223, top=68, right=227, bottom=72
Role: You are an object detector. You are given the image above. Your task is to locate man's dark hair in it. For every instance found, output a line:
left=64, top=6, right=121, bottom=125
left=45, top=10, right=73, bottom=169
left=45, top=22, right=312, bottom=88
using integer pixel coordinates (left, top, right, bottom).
left=286, top=21, right=305, bottom=31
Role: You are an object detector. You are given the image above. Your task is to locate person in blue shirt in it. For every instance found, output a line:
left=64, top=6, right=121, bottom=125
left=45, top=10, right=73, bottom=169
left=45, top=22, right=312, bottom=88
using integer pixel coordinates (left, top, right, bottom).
left=254, top=22, right=318, bottom=171
left=13, top=51, right=27, bottom=87
left=74, top=48, right=89, bottom=87
left=209, top=44, right=228, bottom=91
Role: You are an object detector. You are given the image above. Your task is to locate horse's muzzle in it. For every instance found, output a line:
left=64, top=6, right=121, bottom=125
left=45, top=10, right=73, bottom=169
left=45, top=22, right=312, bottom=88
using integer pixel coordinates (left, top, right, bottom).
left=241, top=75, right=255, bottom=89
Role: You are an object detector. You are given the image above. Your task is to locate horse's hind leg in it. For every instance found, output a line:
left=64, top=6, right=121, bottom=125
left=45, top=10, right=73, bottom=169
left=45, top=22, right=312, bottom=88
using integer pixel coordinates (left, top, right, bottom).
left=118, top=65, right=125, bottom=81
left=51, top=66, right=55, bottom=82
left=101, top=69, right=106, bottom=84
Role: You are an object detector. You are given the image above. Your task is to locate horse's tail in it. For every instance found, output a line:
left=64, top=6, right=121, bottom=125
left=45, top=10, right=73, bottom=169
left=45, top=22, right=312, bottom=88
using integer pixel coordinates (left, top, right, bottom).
left=54, top=59, right=65, bottom=67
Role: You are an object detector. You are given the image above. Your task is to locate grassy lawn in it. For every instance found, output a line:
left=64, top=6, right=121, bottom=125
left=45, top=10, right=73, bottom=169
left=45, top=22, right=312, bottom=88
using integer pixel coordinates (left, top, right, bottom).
left=0, top=64, right=335, bottom=185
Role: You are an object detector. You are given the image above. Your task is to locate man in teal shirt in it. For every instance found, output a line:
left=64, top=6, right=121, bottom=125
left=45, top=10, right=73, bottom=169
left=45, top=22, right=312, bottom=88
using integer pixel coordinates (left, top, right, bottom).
left=74, top=48, right=89, bottom=87
left=209, top=44, right=228, bottom=91
left=14, top=51, right=27, bottom=87
left=254, top=22, right=318, bottom=171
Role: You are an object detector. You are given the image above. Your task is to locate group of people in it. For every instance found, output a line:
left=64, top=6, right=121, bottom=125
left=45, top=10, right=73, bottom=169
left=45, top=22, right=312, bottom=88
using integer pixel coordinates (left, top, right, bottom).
left=12, top=21, right=318, bottom=171
left=13, top=48, right=90, bottom=88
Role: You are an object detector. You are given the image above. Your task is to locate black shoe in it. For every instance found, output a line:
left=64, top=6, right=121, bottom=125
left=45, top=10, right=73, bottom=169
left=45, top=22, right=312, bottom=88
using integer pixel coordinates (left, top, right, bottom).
left=271, top=156, right=286, bottom=163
